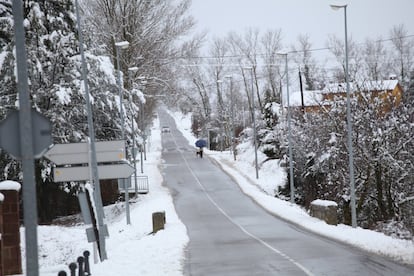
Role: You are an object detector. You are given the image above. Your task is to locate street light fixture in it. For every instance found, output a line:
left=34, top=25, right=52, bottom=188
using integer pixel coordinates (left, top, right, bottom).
left=330, top=4, right=357, bottom=228
left=128, top=66, right=139, bottom=197
left=115, top=40, right=130, bottom=225
left=277, top=52, right=295, bottom=204
left=242, top=66, right=259, bottom=179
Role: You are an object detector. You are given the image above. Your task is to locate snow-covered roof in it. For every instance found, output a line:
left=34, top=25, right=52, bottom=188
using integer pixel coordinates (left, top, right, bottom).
left=289, top=90, right=327, bottom=107
left=0, top=180, right=21, bottom=191
left=288, top=79, right=400, bottom=107
left=323, top=79, right=399, bottom=94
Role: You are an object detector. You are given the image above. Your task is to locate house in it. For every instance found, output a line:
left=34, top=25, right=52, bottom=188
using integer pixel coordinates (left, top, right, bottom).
left=288, top=79, right=404, bottom=114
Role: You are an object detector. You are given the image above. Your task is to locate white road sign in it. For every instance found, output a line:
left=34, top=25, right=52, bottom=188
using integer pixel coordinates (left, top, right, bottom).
left=53, top=163, right=134, bottom=182
left=45, top=140, right=125, bottom=165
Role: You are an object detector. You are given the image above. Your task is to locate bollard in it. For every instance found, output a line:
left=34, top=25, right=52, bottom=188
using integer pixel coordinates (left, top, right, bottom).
left=152, top=211, right=166, bottom=234
left=57, top=251, right=92, bottom=276
left=77, top=256, right=84, bottom=276
left=83, top=250, right=91, bottom=275
left=69, top=262, right=77, bottom=276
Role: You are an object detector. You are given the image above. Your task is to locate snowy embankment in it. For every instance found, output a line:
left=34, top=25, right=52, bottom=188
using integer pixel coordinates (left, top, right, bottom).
left=21, top=116, right=188, bottom=275
left=168, top=110, right=414, bottom=265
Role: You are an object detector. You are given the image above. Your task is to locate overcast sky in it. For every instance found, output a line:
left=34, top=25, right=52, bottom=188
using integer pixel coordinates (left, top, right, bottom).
left=190, top=0, right=414, bottom=51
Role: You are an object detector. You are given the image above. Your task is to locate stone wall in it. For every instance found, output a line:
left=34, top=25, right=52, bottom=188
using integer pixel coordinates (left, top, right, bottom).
left=309, top=199, right=338, bottom=225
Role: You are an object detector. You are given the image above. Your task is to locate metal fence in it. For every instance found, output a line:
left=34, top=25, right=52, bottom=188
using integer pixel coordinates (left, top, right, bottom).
left=118, top=175, right=149, bottom=194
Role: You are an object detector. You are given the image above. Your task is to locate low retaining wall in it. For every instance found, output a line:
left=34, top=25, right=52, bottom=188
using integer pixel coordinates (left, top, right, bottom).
left=310, top=199, right=338, bottom=225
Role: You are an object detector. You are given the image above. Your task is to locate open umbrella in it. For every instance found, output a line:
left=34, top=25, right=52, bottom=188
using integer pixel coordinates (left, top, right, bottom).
left=195, top=139, right=207, bottom=148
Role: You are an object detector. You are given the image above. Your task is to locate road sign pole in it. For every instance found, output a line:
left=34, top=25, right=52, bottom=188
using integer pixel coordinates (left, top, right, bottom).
left=12, top=1, right=39, bottom=275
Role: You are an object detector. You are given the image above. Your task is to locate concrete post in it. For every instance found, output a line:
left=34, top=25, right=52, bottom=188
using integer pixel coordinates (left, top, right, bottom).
left=152, top=211, right=166, bottom=234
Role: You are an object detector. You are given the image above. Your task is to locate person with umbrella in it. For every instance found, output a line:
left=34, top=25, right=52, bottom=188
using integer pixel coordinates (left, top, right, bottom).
left=195, top=139, right=207, bottom=158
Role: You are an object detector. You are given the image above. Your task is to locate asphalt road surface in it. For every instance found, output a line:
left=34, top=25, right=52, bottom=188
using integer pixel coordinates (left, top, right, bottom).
left=158, top=109, right=414, bottom=276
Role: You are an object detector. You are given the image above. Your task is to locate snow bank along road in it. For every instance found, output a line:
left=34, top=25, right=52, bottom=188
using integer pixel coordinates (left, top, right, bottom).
left=159, top=109, right=414, bottom=276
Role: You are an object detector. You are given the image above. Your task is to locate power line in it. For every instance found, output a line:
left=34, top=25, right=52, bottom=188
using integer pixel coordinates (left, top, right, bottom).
left=169, top=34, right=414, bottom=60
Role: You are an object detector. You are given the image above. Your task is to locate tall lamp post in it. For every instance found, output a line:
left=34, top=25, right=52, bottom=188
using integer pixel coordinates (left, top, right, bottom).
left=128, top=66, right=139, bottom=197
left=74, top=0, right=107, bottom=260
left=331, top=4, right=357, bottom=228
left=216, top=79, right=225, bottom=152
left=225, top=75, right=236, bottom=161
left=243, top=67, right=259, bottom=179
left=115, top=40, right=130, bottom=225
left=278, top=52, right=295, bottom=204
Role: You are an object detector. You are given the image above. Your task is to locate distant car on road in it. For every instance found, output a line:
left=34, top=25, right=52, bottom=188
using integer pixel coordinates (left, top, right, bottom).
left=161, top=126, right=170, bottom=133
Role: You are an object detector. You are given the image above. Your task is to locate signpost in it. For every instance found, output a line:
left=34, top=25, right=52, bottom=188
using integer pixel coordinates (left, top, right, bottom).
left=45, top=140, right=125, bottom=165
left=53, top=163, right=134, bottom=182
left=45, top=139, right=134, bottom=261
left=44, top=140, right=133, bottom=183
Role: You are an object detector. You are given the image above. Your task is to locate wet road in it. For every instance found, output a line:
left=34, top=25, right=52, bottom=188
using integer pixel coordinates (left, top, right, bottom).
left=158, top=109, right=414, bottom=276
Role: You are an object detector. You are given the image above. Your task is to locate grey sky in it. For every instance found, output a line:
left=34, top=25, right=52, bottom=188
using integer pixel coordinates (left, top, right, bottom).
left=190, top=0, right=414, bottom=51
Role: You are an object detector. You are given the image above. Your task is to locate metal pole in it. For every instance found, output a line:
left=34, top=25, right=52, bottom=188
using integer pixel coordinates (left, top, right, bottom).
left=128, top=70, right=138, bottom=197
left=12, top=1, right=39, bottom=274
left=343, top=6, right=357, bottom=228
left=116, top=46, right=130, bottom=225
left=227, top=76, right=236, bottom=161
left=75, top=0, right=107, bottom=259
left=116, top=48, right=125, bottom=141
left=285, top=54, right=295, bottom=204
left=140, top=101, right=144, bottom=173
left=250, top=69, right=259, bottom=179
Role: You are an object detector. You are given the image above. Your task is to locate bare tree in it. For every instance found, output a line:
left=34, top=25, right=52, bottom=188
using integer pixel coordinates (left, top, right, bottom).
left=261, top=29, right=283, bottom=101
left=390, top=24, right=414, bottom=85
left=228, top=28, right=263, bottom=111
left=363, top=37, right=389, bottom=81
left=291, top=34, right=319, bottom=90
left=326, top=34, right=363, bottom=83
left=84, top=0, right=197, bottom=94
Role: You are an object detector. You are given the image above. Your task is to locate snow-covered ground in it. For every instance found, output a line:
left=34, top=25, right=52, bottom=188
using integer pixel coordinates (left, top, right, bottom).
left=22, top=116, right=188, bottom=275
left=21, top=110, right=414, bottom=275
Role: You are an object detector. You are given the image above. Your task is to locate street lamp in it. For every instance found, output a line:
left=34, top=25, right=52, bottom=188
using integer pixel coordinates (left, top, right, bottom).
left=128, top=66, right=139, bottom=197
left=277, top=52, right=295, bottom=204
left=243, top=67, right=259, bottom=179
left=216, top=79, right=225, bottom=152
left=115, top=40, right=130, bottom=140
left=74, top=0, right=107, bottom=260
left=330, top=4, right=357, bottom=228
left=225, top=75, right=236, bottom=161
left=115, top=40, right=130, bottom=225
